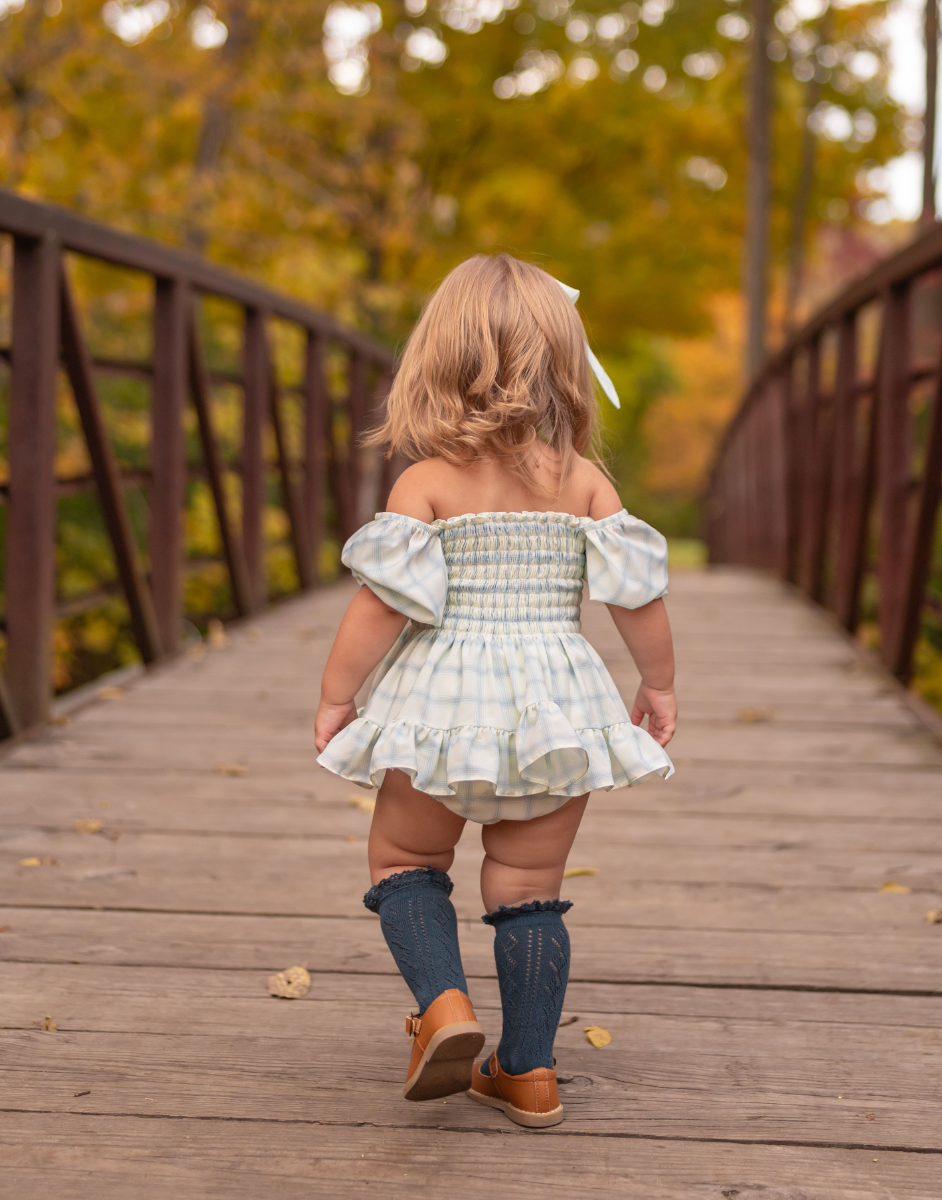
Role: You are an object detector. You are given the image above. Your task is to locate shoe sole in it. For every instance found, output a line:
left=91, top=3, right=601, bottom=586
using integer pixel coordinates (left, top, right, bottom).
left=403, top=1021, right=486, bottom=1102
left=467, top=1084, right=565, bottom=1128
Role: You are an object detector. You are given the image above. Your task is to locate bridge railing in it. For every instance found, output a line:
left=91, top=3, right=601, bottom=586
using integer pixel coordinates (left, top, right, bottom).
left=0, top=189, right=396, bottom=737
left=705, top=225, right=942, bottom=687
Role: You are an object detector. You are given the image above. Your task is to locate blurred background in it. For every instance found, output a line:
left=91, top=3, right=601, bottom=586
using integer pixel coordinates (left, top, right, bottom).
left=0, top=0, right=938, bottom=704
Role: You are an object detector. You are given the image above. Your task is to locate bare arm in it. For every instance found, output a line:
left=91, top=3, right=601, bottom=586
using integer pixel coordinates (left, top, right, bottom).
left=315, top=587, right=408, bottom=753
left=607, top=598, right=676, bottom=746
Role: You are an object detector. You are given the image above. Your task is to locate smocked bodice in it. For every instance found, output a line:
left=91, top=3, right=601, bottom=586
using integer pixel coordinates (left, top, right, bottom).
left=439, top=516, right=585, bottom=632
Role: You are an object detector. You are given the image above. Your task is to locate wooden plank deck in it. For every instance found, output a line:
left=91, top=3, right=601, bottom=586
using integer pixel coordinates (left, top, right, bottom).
left=2, top=565, right=942, bottom=1198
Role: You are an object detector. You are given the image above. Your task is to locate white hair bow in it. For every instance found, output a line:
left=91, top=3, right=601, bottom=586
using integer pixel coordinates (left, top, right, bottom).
left=555, top=279, right=621, bottom=409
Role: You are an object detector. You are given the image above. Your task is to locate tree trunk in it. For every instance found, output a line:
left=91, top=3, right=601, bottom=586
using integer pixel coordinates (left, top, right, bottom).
left=784, top=13, right=832, bottom=336
left=922, top=0, right=939, bottom=227
left=744, top=0, right=774, bottom=380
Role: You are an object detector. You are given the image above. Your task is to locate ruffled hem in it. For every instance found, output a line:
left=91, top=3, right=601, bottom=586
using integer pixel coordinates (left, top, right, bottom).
left=316, top=702, right=673, bottom=803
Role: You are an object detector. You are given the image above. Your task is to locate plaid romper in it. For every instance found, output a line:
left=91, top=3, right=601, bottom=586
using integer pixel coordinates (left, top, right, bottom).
left=316, top=509, right=674, bottom=824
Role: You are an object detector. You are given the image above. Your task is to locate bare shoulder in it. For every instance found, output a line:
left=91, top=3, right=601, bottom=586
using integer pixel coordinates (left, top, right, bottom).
left=573, top=458, right=623, bottom=520
left=384, top=459, right=452, bottom=523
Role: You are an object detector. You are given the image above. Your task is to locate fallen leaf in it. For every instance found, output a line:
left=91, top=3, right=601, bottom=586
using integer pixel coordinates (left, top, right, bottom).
left=215, top=763, right=248, bottom=776
left=736, top=707, right=773, bottom=723
left=19, top=858, right=41, bottom=867
left=74, top=1090, right=91, bottom=1097
left=865, top=1112, right=876, bottom=1121
left=268, top=965, right=312, bottom=999
left=926, top=910, right=942, bottom=924
left=584, top=1025, right=612, bottom=1048
left=97, top=686, right=125, bottom=700
left=207, top=618, right=227, bottom=648
left=348, top=795, right=376, bottom=814
left=344, top=835, right=357, bottom=843
left=74, top=819, right=104, bottom=835
left=563, top=867, right=599, bottom=878
left=0, top=926, right=8, bottom=932
left=879, top=882, right=911, bottom=894
left=41, top=1015, right=57, bottom=1032
left=557, top=1015, right=579, bottom=1027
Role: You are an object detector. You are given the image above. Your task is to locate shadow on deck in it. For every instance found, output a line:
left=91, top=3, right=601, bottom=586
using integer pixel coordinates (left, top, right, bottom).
left=1, top=567, right=941, bottom=1198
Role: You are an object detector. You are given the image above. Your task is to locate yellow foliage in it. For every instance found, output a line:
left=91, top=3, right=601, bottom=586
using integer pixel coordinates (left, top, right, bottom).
left=643, top=294, right=744, bottom=500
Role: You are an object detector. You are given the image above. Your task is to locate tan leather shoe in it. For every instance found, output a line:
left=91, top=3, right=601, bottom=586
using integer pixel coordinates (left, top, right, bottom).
left=467, top=1052, right=564, bottom=1128
left=402, top=989, right=485, bottom=1102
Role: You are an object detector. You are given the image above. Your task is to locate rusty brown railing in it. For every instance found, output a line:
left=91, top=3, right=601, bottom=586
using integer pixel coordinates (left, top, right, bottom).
left=704, top=225, right=942, bottom=688
left=0, top=189, right=396, bottom=738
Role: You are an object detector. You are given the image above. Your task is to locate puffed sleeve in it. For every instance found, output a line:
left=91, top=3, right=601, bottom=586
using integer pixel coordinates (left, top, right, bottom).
left=341, top=512, right=447, bottom=625
left=584, top=510, right=668, bottom=609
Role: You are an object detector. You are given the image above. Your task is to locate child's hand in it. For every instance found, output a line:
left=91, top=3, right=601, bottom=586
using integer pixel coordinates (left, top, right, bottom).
left=315, top=698, right=358, bottom=752
left=630, top=683, right=676, bottom=747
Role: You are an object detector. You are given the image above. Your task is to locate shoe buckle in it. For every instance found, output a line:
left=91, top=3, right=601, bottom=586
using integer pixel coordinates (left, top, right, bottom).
left=405, top=1013, right=422, bottom=1037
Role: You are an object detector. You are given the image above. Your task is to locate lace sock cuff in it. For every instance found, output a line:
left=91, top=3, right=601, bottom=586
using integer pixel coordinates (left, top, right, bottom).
left=481, top=898, right=573, bottom=926
left=363, top=865, right=454, bottom=913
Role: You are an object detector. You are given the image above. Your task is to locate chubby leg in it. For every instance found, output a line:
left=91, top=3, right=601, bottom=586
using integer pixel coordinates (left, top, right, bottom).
left=363, top=772, right=483, bottom=1100
left=477, top=795, right=588, bottom=1081
left=479, top=794, right=589, bottom=911
left=368, top=768, right=467, bottom=884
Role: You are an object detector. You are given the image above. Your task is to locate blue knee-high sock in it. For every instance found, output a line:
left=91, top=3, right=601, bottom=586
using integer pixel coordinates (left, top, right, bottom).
left=482, top=900, right=573, bottom=1076
left=363, top=867, right=468, bottom=1014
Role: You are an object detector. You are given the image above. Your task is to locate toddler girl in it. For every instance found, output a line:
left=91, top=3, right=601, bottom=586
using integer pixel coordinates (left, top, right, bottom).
left=315, top=254, right=676, bottom=1129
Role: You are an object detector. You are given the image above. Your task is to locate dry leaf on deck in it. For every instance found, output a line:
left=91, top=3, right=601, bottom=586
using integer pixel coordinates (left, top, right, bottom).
left=558, top=1015, right=579, bottom=1027
left=584, top=1025, right=612, bottom=1048
left=563, top=867, right=599, bottom=878
left=74, top=819, right=104, bottom=835
left=215, top=763, right=248, bottom=777
left=348, top=795, right=376, bottom=814
left=207, top=618, right=227, bottom=648
left=0, top=926, right=9, bottom=933
left=268, top=966, right=312, bottom=999
left=97, top=686, right=125, bottom=701
left=736, top=707, right=773, bottom=723
left=19, top=858, right=41, bottom=867
left=926, top=910, right=942, bottom=924
left=879, top=882, right=911, bottom=894
left=41, top=1015, right=57, bottom=1032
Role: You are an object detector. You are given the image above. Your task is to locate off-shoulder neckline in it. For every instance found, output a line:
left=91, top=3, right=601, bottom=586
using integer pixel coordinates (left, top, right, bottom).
left=371, top=508, right=635, bottom=533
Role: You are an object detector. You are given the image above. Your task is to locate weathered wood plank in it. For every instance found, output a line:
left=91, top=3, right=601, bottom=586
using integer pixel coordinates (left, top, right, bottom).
left=2, top=1115, right=938, bottom=1200
left=3, top=825, right=940, bottom=913
left=7, top=962, right=942, bottom=1033
left=2, top=907, right=940, bottom=993
left=2, top=1019, right=940, bottom=1149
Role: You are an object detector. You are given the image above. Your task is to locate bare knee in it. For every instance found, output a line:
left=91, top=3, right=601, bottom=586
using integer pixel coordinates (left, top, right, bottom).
left=367, top=771, right=465, bottom=885
left=479, top=796, right=588, bottom=912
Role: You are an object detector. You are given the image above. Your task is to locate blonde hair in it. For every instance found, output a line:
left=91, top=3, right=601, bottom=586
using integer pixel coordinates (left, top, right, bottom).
left=366, top=254, right=599, bottom=488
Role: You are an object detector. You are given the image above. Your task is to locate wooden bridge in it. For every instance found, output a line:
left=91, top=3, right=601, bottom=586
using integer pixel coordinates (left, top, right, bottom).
left=1, top=194, right=942, bottom=1197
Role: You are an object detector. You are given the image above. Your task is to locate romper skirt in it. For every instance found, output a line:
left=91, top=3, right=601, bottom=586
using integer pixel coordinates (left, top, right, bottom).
left=316, top=510, right=674, bottom=824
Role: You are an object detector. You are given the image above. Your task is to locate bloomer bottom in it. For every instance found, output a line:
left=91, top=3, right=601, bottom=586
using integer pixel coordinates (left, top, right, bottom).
left=316, top=702, right=673, bottom=824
